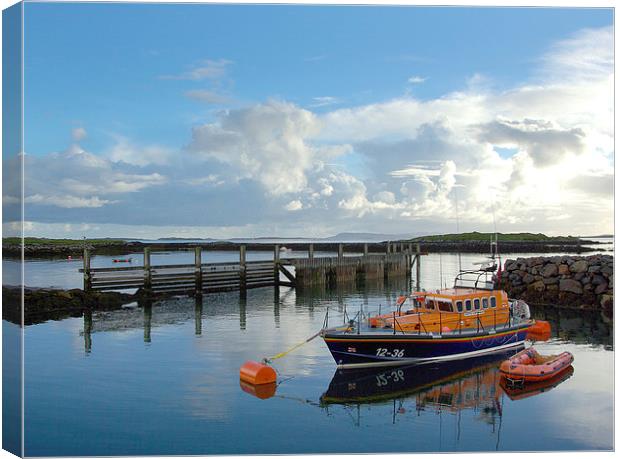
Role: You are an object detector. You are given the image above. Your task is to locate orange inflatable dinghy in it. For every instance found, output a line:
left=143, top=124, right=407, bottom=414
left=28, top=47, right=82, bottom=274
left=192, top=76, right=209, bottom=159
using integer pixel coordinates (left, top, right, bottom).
left=499, top=347, right=573, bottom=383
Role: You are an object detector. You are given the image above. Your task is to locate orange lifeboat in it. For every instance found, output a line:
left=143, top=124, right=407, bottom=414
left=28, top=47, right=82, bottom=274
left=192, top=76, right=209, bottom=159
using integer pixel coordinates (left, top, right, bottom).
left=499, top=347, right=573, bottom=383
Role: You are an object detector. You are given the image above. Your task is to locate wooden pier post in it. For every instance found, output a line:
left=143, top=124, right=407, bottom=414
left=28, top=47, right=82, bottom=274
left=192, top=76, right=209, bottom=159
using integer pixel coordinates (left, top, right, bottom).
left=239, top=245, right=247, bottom=294
left=143, top=247, right=152, bottom=293
left=274, top=244, right=280, bottom=287
left=338, top=243, right=344, bottom=259
left=194, top=296, right=202, bottom=336
left=83, top=309, right=92, bottom=353
left=363, top=243, right=368, bottom=257
left=415, top=243, right=421, bottom=291
left=239, top=295, right=247, bottom=330
left=83, top=248, right=92, bottom=291
left=194, top=247, right=202, bottom=295
left=308, top=243, right=314, bottom=260
left=143, top=301, right=152, bottom=343
left=386, top=242, right=391, bottom=254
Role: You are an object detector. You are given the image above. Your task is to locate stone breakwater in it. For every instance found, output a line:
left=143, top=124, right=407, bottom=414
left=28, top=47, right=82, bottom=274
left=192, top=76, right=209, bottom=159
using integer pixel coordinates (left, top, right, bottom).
left=500, top=254, right=613, bottom=312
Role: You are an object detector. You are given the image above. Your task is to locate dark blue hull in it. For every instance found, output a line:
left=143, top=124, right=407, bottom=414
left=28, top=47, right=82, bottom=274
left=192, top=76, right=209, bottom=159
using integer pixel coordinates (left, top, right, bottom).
left=320, top=348, right=521, bottom=405
left=323, top=325, right=530, bottom=368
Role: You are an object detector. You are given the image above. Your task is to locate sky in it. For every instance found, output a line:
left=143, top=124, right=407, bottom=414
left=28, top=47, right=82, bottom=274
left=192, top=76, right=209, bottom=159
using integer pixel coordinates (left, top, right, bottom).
left=2, top=3, right=615, bottom=239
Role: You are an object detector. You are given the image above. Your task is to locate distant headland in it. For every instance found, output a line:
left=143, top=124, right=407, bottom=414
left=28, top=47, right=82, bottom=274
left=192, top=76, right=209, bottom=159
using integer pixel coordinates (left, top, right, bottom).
left=2, top=231, right=609, bottom=258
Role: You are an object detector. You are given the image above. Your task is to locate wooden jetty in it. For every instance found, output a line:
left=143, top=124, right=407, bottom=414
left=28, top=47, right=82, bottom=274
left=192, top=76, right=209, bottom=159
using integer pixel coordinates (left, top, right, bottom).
left=80, top=243, right=423, bottom=295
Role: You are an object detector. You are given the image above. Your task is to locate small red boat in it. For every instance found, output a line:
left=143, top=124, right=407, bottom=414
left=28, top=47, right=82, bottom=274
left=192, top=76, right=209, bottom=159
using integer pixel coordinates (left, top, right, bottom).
left=499, top=347, right=573, bottom=383
left=113, top=258, right=132, bottom=263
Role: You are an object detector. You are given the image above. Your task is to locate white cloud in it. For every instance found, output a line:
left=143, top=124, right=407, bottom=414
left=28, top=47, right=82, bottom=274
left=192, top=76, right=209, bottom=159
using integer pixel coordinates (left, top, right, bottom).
left=408, top=76, right=426, bottom=84
left=160, top=59, right=232, bottom=81
left=24, top=194, right=113, bottom=208
left=183, top=175, right=226, bottom=187
left=72, top=127, right=87, bottom=141
left=284, top=200, right=303, bottom=211
left=14, top=135, right=169, bottom=209
left=107, top=136, right=172, bottom=166
left=310, top=96, right=340, bottom=107
left=187, top=99, right=351, bottom=195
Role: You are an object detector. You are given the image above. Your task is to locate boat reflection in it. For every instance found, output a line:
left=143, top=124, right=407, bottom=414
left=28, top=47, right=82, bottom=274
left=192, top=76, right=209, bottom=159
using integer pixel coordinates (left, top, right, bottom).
left=500, top=365, right=574, bottom=401
left=320, top=350, right=519, bottom=408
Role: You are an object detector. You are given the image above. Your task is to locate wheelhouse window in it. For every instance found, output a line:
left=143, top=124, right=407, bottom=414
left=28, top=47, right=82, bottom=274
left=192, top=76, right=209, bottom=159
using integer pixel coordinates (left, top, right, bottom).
left=490, top=296, right=497, bottom=308
left=465, top=299, right=472, bottom=311
left=455, top=301, right=463, bottom=312
left=474, top=299, right=480, bottom=310
left=438, top=301, right=453, bottom=312
left=425, top=298, right=436, bottom=310
left=482, top=298, right=489, bottom=309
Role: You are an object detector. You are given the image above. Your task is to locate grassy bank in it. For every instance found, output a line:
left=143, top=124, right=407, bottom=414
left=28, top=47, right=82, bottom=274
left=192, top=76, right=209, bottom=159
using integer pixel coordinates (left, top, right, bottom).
left=409, top=232, right=581, bottom=243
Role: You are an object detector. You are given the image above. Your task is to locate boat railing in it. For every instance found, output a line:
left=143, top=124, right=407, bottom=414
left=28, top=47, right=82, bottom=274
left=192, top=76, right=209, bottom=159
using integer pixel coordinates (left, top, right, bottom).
left=453, top=269, right=496, bottom=290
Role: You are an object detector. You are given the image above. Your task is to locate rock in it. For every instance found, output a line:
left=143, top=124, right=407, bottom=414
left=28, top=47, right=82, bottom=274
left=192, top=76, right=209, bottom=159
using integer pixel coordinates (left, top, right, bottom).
left=600, top=265, right=613, bottom=275
left=559, top=279, right=583, bottom=294
left=600, top=294, right=613, bottom=309
left=592, top=275, right=606, bottom=286
left=588, top=265, right=601, bottom=273
left=541, top=264, right=558, bottom=277
left=543, top=276, right=558, bottom=285
left=529, top=280, right=546, bottom=292
left=569, top=260, right=589, bottom=273
left=509, top=273, right=522, bottom=282
left=595, top=283, right=609, bottom=295
left=546, top=284, right=559, bottom=293
left=523, top=273, right=535, bottom=284
left=558, top=264, right=570, bottom=275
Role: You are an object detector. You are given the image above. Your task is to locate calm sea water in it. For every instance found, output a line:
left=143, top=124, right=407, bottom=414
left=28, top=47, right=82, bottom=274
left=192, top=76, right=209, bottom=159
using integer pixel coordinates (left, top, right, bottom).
left=3, top=246, right=614, bottom=455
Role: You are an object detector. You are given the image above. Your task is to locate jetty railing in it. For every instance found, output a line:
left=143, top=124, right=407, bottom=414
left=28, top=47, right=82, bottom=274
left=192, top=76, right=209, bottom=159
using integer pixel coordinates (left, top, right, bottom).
left=80, top=243, right=423, bottom=295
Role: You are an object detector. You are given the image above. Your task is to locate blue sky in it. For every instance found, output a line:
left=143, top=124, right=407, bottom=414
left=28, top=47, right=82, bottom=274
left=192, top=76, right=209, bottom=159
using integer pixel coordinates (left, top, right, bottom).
left=4, top=3, right=615, bottom=238
left=24, top=4, right=611, bottom=155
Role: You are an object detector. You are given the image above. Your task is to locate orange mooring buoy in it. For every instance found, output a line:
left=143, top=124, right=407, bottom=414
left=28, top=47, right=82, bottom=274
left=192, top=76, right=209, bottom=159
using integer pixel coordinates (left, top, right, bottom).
left=239, top=360, right=277, bottom=385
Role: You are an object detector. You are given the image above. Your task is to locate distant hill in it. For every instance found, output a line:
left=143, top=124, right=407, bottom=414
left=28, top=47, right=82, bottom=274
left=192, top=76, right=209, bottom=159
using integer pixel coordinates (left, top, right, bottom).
left=326, top=232, right=425, bottom=242
left=408, top=232, right=581, bottom=243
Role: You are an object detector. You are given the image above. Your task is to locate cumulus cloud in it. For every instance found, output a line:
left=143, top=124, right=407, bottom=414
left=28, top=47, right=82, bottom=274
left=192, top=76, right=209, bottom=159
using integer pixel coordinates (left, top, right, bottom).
left=106, top=136, right=172, bottom=167
left=476, top=119, right=586, bottom=166
left=186, top=100, right=351, bottom=195
left=284, top=200, right=303, bottom=211
left=3, top=137, right=169, bottom=211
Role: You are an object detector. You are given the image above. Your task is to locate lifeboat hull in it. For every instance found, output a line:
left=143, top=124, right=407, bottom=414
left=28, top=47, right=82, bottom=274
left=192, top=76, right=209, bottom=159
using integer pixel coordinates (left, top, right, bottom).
left=323, top=324, right=530, bottom=369
left=499, top=348, right=574, bottom=383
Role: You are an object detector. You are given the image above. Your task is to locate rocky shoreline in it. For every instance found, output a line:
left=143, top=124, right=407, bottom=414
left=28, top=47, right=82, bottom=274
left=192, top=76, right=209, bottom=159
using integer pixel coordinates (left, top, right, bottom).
left=2, top=286, right=170, bottom=326
left=500, top=254, right=613, bottom=316
left=3, top=239, right=603, bottom=258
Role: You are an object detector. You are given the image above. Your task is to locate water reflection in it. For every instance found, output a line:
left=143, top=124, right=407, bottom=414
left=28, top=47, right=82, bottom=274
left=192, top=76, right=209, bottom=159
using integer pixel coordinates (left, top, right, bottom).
left=318, top=348, right=574, bottom=450
left=500, top=366, right=574, bottom=401
left=68, top=286, right=612, bottom=356
left=19, top=280, right=614, bottom=455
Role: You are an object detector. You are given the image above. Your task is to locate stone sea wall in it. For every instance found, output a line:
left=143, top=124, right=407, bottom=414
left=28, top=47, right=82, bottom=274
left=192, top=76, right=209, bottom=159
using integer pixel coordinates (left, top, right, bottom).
left=500, top=254, right=613, bottom=313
